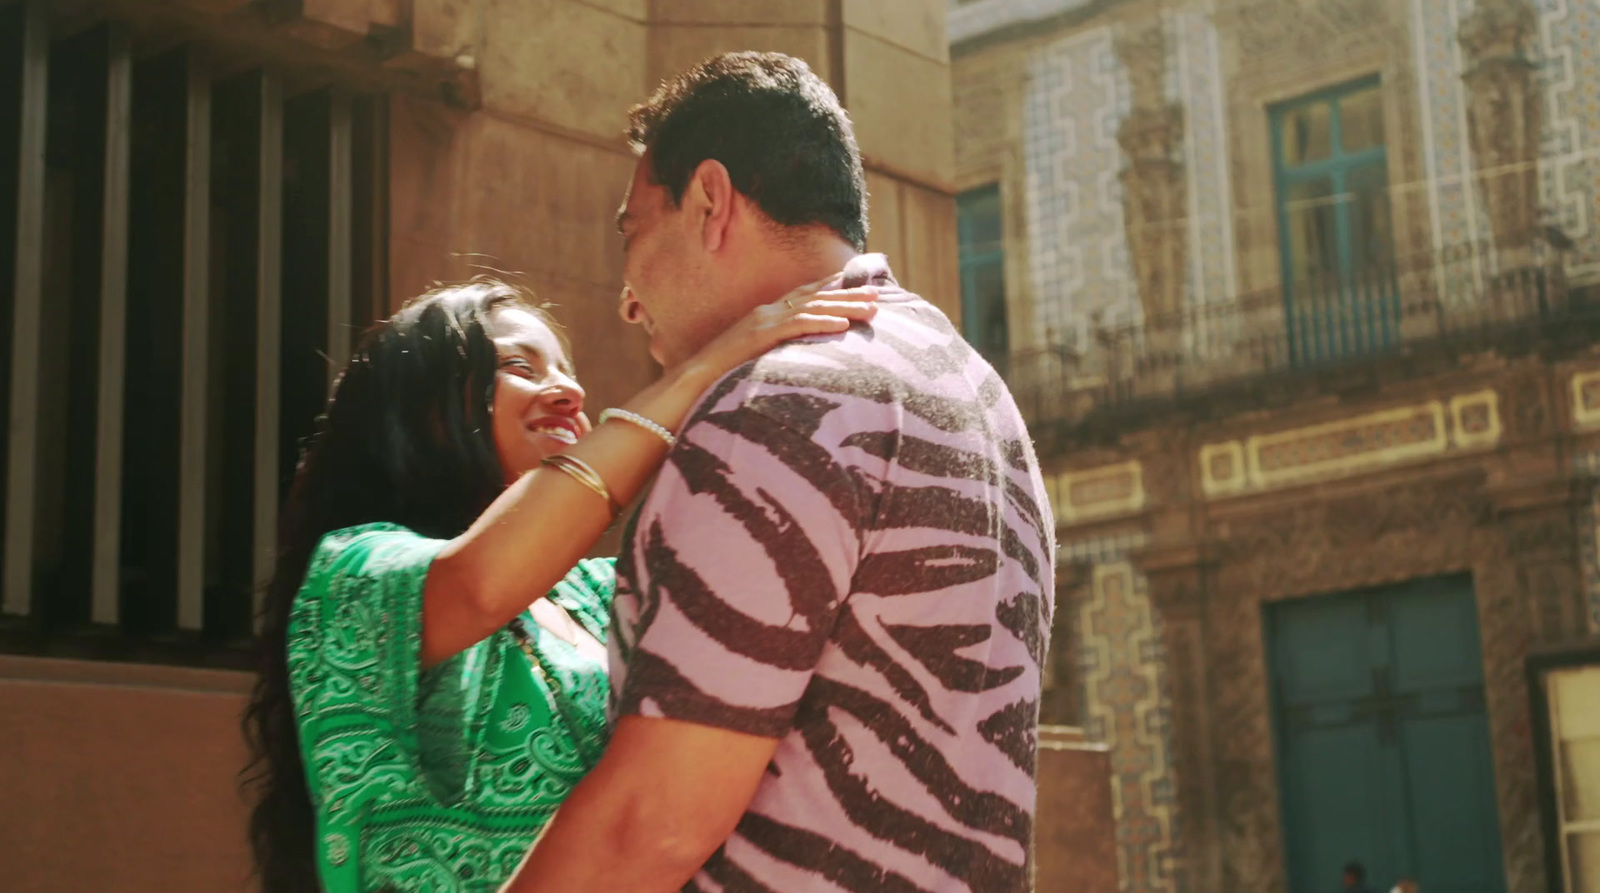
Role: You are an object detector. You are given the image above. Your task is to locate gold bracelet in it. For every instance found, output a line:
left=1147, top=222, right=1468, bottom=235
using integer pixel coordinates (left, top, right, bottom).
left=541, top=454, right=620, bottom=516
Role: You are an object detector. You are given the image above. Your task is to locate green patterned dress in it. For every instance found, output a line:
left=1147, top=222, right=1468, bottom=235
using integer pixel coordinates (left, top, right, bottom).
left=286, top=523, right=614, bottom=892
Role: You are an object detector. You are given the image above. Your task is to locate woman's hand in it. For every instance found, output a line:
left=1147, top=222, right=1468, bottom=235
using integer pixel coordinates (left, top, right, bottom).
left=669, top=274, right=884, bottom=394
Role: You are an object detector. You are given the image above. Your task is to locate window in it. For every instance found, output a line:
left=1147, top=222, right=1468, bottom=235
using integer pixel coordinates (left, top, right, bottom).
left=958, top=184, right=1009, bottom=368
left=0, top=2, right=388, bottom=664
left=1271, top=78, right=1397, bottom=364
left=1546, top=665, right=1600, bottom=892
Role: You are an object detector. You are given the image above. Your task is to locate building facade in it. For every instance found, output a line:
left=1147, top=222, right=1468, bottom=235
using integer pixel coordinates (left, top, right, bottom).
left=951, top=0, right=1600, bottom=892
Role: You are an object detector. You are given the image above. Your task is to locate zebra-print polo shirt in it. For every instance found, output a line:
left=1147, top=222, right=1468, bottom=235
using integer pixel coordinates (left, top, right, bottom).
left=610, top=255, right=1056, bottom=893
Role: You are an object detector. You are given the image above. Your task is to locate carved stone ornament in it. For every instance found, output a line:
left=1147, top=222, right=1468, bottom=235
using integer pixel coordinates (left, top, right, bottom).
left=1459, top=0, right=1542, bottom=255
left=1110, top=18, right=1191, bottom=349
left=1117, top=104, right=1189, bottom=325
left=1458, top=0, right=1538, bottom=61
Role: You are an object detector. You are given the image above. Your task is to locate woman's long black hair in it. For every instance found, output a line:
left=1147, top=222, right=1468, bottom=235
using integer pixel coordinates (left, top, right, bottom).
left=240, top=279, right=555, bottom=891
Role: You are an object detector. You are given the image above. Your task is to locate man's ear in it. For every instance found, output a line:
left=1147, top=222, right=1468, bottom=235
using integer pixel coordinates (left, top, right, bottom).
left=683, top=159, right=736, bottom=253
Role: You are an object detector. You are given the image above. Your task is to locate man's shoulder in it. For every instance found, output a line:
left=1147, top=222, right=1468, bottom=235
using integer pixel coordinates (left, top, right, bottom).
left=717, top=315, right=916, bottom=418
left=683, top=283, right=994, bottom=441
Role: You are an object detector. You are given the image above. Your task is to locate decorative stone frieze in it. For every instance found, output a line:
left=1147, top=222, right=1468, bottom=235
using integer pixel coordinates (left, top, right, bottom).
left=1199, top=392, right=1503, bottom=497
left=1052, top=461, right=1146, bottom=525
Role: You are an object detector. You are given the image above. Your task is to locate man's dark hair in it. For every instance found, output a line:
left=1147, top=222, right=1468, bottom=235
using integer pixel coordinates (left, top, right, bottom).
left=627, top=51, right=869, bottom=251
left=1344, top=862, right=1367, bottom=883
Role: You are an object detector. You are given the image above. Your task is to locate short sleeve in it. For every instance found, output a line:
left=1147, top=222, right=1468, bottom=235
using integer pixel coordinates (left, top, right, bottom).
left=613, top=382, right=862, bottom=738
left=551, top=557, right=616, bottom=641
left=287, top=523, right=497, bottom=804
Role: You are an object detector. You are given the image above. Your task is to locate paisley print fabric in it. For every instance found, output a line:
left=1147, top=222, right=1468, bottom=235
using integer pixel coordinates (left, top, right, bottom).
left=287, top=523, right=614, bottom=892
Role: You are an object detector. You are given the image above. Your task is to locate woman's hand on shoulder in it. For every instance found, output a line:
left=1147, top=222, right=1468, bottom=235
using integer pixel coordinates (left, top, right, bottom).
left=671, top=274, right=883, bottom=392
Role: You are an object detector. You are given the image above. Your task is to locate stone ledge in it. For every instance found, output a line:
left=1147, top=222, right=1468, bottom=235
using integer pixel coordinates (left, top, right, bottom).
left=0, top=654, right=252, bottom=694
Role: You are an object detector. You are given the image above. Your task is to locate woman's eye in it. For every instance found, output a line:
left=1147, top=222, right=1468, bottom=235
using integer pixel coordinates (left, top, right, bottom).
left=499, top=357, right=535, bottom=377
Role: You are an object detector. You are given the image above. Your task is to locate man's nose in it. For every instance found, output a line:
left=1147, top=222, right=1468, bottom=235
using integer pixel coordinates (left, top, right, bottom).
left=619, top=286, right=644, bottom=325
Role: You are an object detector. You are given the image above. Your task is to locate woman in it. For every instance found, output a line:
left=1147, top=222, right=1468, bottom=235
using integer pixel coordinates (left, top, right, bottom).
left=242, top=276, right=877, bottom=892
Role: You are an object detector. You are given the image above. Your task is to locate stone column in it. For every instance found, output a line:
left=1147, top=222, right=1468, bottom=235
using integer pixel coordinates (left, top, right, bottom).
left=1139, top=543, right=1220, bottom=893
left=1115, top=23, right=1188, bottom=381
left=1459, top=0, right=1542, bottom=266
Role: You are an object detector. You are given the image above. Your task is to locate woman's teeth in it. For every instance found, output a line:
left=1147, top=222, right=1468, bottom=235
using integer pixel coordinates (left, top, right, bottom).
left=530, top=425, right=577, bottom=444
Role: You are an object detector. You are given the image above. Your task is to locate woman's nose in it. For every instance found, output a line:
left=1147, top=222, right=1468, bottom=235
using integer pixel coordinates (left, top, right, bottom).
left=543, top=374, right=585, bottom=411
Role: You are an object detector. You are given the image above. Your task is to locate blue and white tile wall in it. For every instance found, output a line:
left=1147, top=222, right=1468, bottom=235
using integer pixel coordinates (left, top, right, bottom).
left=1022, top=27, right=1137, bottom=354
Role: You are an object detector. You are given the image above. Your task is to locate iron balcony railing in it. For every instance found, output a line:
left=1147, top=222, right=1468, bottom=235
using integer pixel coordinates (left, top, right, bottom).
left=1003, top=236, right=1574, bottom=431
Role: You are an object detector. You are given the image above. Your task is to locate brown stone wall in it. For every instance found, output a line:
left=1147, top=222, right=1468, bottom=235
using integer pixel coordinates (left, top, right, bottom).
left=0, top=658, right=255, bottom=893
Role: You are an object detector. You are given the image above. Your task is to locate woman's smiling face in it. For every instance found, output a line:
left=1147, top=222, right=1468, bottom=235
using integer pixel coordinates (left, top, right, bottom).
left=488, top=307, right=592, bottom=484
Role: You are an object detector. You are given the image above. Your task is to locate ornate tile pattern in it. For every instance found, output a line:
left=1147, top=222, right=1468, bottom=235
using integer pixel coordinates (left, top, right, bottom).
left=1078, top=562, right=1177, bottom=893
left=1531, top=0, right=1600, bottom=283
left=1022, top=27, right=1137, bottom=352
left=1060, top=530, right=1153, bottom=565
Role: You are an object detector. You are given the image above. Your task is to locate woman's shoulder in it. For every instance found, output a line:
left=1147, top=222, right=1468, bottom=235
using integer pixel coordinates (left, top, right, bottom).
left=309, top=522, right=443, bottom=573
left=316, top=521, right=437, bottom=554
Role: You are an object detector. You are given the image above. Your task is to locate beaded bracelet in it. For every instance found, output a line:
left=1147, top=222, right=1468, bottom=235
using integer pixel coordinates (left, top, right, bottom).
left=541, top=454, right=620, bottom=516
left=599, top=408, right=677, bottom=448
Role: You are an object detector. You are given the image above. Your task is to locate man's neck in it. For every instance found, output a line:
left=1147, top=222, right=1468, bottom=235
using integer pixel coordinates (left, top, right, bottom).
left=740, top=237, right=860, bottom=307
left=681, top=232, right=864, bottom=364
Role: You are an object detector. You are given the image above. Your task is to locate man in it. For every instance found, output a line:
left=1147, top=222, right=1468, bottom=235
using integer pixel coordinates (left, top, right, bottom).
left=505, top=52, right=1055, bottom=893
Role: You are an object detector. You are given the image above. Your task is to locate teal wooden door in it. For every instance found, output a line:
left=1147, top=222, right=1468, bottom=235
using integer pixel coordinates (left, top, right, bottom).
left=1269, top=577, right=1505, bottom=893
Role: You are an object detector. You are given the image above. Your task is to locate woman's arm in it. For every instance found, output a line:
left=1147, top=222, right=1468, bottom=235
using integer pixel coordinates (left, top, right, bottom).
left=418, top=283, right=878, bottom=668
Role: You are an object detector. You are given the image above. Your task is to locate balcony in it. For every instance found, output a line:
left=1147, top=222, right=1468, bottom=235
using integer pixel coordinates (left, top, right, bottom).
left=1004, top=237, right=1578, bottom=440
